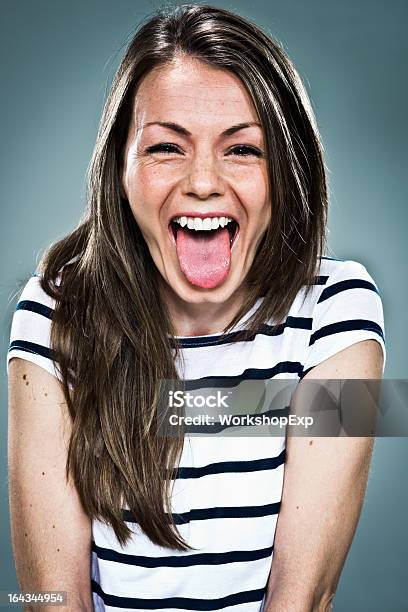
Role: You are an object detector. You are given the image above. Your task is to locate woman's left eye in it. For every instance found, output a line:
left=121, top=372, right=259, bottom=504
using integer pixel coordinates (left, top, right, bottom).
left=227, top=145, right=263, bottom=157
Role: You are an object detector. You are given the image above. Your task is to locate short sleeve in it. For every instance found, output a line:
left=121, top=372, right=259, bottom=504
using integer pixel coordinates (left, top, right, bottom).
left=301, top=259, right=386, bottom=377
left=7, top=275, right=62, bottom=381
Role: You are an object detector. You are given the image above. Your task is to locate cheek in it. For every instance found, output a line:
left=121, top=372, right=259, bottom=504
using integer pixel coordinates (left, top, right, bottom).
left=127, top=159, right=178, bottom=200
left=124, top=167, right=165, bottom=229
left=238, top=165, right=269, bottom=202
left=241, top=176, right=270, bottom=229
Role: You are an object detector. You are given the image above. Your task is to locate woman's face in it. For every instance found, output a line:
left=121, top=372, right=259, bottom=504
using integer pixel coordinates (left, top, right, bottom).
left=121, top=56, right=270, bottom=306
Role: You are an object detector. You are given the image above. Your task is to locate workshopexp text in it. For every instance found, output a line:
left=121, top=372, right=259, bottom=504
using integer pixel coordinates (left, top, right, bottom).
left=168, top=413, right=314, bottom=429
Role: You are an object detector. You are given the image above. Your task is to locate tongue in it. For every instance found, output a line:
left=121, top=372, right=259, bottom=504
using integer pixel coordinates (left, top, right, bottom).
left=175, top=227, right=231, bottom=289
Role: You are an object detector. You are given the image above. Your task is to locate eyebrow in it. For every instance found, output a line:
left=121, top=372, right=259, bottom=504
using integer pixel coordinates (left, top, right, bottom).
left=137, top=121, right=262, bottom=137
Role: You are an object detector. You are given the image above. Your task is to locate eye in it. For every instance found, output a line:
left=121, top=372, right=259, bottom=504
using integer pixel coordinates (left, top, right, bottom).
left=145, top=143, right=183, bottom=155
left=227, top=145, right=264, bottom=157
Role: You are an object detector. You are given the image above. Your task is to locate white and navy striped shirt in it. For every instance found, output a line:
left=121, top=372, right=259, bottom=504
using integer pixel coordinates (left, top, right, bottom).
left=7, top=256, right=386, bottom=612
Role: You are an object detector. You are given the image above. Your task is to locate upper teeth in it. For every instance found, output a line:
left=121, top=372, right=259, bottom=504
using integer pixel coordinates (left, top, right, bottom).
left=173, top=216, right=234, bottom=231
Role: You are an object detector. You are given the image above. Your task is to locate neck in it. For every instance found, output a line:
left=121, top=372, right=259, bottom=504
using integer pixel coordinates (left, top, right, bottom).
left=161, top=283, right=248, bottom=337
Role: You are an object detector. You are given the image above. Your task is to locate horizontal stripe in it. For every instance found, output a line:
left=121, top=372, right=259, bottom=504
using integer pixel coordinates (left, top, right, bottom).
left=309, top=319, right=385, bottom=346
left=312, top=275, right=329, bottom=285
left=8, top=340, right=54, bottom=361
left=184, top=362, right=303, bottom=390
left=91, top=579, right=266, bottom=610
left=122, top=502, right=281, bottom=525
left=6, top=346, right=303, bottom=396
left=16, top=299, right=54, bottom=319
left=173, top=448, right=285, bottom=479
left=14, top=300, right=312, bottom=350
left=6, top=342, right=301, bottom=389
left=92, top=540, right=273, bottom=567
left=175, top=316, right=313, bottom=349
left=317, top=279, right=379, bottom=304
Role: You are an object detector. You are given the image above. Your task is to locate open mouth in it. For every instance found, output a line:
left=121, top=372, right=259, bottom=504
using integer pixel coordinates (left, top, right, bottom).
left=168, top=215, right=240, bottom=289
left=169, top=216, right=239, bottom=249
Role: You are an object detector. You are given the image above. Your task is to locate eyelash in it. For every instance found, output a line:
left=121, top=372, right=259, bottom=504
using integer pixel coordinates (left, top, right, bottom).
left=145, top=143, right=264, bottom=157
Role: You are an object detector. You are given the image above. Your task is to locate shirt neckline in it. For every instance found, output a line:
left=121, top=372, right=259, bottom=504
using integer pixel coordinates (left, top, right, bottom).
left=170, top=298, right=264, bottom=346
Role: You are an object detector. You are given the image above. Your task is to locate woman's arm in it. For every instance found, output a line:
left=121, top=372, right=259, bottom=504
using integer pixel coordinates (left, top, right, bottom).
left=8, top=359, right=93, bottom=612
left=264, top=339, right=383, bottom=612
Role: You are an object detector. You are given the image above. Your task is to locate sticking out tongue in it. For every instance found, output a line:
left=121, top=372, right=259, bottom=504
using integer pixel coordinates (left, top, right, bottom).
left=175, top=226, right=231, bottom=289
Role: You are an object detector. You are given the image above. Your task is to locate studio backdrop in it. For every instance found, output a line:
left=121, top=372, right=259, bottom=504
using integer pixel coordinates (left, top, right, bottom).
left=1, top=1, right=406, bottom=611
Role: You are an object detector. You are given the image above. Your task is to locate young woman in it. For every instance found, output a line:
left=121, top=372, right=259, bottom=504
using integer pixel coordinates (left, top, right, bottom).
left=7, top=4, right=386, bottom=611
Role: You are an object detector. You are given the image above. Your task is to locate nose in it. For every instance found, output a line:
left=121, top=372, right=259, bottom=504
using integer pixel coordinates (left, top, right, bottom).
left=183, top=148, right=225, bottom=200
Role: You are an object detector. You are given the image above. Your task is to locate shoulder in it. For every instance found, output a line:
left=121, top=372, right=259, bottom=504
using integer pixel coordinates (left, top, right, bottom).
left=317, top=255, right=381, bottom=288
left=7, top=274, right=60, bottom=380
left=300, top=256, right=386, bottom=377
left=301, top=256, right=383, bottom=312
left=14, top=274, right=56, bottom=316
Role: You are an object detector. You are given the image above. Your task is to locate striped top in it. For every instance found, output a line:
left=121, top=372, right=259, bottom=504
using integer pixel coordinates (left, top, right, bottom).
left=7, top=256, right=386, bottom=612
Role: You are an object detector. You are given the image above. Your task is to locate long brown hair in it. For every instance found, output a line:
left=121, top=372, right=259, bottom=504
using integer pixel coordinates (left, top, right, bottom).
left=39, top=3, right=328, bottom=550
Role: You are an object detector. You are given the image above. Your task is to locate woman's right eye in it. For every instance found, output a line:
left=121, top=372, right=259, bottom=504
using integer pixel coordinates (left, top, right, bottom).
left=145, top=143, right=182, bottom=155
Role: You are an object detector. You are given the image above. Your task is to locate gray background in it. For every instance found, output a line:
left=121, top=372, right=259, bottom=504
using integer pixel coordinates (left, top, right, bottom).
left=1, top=0, right=407, bottom=610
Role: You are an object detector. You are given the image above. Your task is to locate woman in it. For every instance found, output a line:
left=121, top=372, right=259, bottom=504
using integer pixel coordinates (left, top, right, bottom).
left=7, top=4, right=386, bottom=611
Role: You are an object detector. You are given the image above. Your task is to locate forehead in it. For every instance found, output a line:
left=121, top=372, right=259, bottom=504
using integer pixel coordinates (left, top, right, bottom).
left=132, top=56, right=260, bottom=129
